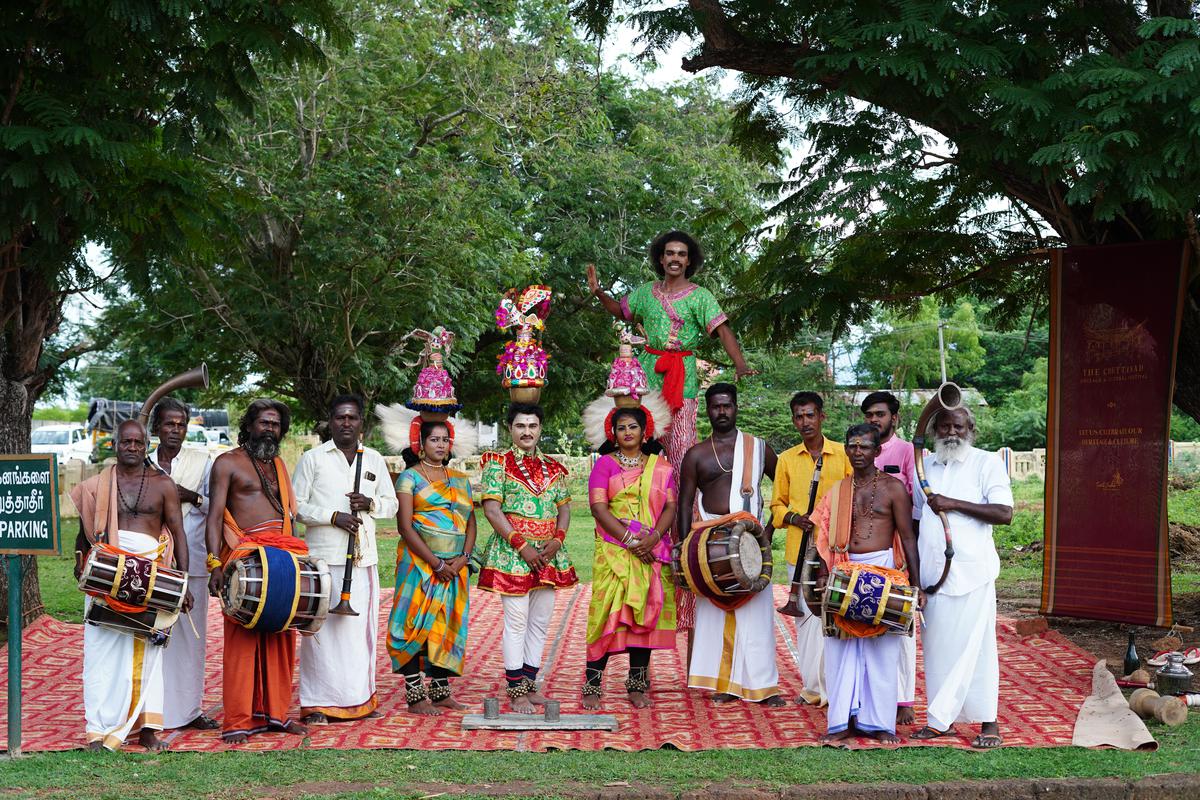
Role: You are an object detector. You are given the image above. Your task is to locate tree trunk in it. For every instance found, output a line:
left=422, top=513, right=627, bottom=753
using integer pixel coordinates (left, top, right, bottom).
left=0, top=371, right=45, bottom=630
left=1174, top=291, right=1200, bottom=425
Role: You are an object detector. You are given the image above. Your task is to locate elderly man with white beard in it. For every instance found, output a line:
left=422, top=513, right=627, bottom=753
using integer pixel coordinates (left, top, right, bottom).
left=909, top=406, right=1013, bottom=749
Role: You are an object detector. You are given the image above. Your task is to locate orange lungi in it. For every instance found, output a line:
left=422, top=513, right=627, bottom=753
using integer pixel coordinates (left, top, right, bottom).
left=219, top=458, right=308, bottom=740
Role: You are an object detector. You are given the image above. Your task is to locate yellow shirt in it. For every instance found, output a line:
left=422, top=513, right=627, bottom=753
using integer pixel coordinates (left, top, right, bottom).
left=769, top=438, right=853, bottom=564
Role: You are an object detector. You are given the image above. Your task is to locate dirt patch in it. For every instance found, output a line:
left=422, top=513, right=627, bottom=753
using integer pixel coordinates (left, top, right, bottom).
left=999, top=591, right=1200, bottom=675
left=1169, top=523, right=1200, bottom=564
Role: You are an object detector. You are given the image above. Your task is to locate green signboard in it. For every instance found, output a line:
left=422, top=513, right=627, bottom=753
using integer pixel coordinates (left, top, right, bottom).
left=0, top=454, right=61, bottom=555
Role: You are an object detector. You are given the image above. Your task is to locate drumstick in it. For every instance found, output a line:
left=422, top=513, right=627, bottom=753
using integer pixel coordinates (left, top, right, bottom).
left=185, top=608, right=200, bottom=639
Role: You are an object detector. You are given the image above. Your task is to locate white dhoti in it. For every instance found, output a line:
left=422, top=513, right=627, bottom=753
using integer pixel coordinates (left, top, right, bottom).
left=686, top=431, right=779, bottom=701
left=689, top=588, right=780, bottom=700
left=299, top=564, right=380, bottom=719
left=82, top=530, right=165, bottom=750
left=786, top=560, right=826, bottom=705
left=162, top=575, right=209, bottom=728
left=823, top=549, right=903, bottom=734
left=921, top=581, right=999, bottom=731
left=500, top=588, right=557, bottom=671
left=898, top=626, right=917, bottom=708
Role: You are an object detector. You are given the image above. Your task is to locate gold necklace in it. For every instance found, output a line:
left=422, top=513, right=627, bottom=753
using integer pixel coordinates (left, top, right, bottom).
left=711, top=437, right=732, bottom=473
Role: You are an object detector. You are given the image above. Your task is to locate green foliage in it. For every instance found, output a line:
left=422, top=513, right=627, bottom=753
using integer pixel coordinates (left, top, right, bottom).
left=1172, top=409, right=1200, bottom=442
left=974, top=358, right=1048, bottom=451
left=572, top=0, right=1200, bottom=425
left=97, top=0, right=772, bottom=427
left=1, top=0, right=348, bottom=402
left=856, top=298, right=986, bottom=391
left=31, top=403, right=88, bottom=422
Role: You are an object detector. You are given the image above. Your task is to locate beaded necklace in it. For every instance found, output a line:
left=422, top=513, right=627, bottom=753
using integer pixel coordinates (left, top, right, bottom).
left=117, top=466, right=148, bottom=517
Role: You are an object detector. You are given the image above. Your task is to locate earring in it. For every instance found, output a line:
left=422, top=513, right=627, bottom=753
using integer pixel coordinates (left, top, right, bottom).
left=418, top=449, right=426, bottom=460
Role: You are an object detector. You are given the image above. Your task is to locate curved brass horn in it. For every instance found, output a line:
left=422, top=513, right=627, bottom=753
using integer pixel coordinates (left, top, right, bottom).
left=912, top=381, right=962, bottom=594
left=138, top=364, right=210, bottom=426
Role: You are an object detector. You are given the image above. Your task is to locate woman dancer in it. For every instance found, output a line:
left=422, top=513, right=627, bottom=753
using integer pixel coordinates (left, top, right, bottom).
left=583, top=406, right=677, bottom=709
left=387, top=420, right=477, bottom=715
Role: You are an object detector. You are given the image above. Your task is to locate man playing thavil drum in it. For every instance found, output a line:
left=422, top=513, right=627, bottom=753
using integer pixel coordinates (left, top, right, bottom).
left=205, top=399, right=309, bottom=743
left=678, top=383, right=784, bottom=706
left=71, top=420, right=191, bottom=751
left=810, top=424, right=920, bottom=744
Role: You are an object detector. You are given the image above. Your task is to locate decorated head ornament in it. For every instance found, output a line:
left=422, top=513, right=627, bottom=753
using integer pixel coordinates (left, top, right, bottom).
left=582, top=324, right=672, bottom=450
left=377, top=325, right=476, bottom=460
left=406, top=326, right=461, bottom=416
left=496, top=285, right=552, bottom=404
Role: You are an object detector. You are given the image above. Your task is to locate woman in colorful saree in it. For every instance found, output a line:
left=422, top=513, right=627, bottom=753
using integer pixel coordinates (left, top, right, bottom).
left=387, top=420, right=477, bottom=716
left=583, top=406, right=677, bottom=709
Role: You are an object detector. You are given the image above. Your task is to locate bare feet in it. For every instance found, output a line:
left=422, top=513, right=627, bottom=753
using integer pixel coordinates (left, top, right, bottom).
left=87, top=741, right=105, bottom=752
left=819, top=729, right=853, bottom=745
left=871, top=730, right=902, bottom=744
left=711, top=693, right=739, bottom=704
left=582, top=693, right=602, bottom=711
left=138, top=729, right=168, bottom=751
left=526, top=688, right=549, bottom=706
left=365, top=710, right=384, bottom=719
left=407, top=699, right=445, bottom=716
left=896, top=705, right=916, bottom=726
left=185, top=713, right=220, bottom=730
left=510, top=695, right=537, bottom=714
left=223, top=733, right=248, bottom=745
left=431, top=696, right=468, bottom=711
left=300, top=712, right=328, bottom=725
left=760, top=695, right=787, bottom=708
left=627, top=691, right=651, bottom=709
left=280, top=719, right=308, bottom=736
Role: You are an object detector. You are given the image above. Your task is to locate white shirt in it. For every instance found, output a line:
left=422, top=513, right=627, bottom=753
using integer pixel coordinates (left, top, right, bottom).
left=913, top=445, right=1014, bottom=596
left=152, top=446, right=212, bottom=577
left=293, top=440, right=399, bottom=567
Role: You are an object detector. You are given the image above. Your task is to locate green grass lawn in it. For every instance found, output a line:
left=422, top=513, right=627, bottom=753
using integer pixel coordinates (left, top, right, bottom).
left=4, top=486, right=1200, bottom=798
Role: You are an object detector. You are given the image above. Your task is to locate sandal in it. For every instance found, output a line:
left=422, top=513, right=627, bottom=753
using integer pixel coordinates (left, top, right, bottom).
left=1146, top=650, right=1181, bottom=667
left=971, top=732, right=1003, bottom=749
left=1183, top=647, right=1200, bottom=666
left=911, top=725, right=956, bottom=740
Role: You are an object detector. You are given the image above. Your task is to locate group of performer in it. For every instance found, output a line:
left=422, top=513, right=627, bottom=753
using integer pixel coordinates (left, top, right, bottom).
left=68, top=229, right=1012, bottom=752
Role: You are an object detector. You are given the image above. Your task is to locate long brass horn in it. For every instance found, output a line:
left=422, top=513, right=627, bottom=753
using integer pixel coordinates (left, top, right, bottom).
left=912, top=381, right=962, bottom=595
left=138, top=364, right=210, bottom=426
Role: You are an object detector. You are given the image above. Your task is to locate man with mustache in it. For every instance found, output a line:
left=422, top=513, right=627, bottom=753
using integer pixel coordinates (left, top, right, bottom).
left=909, top=406, right=1013, bottom=749
left=678, top=383, right=783, bottom=706
left=477, top=403, right=578, bottom=713
left=769, top=391, right=851, bottom=707
left=294, top=395, right=398, bottom=724
left=860, top=390, right=918, bottom=725
left=810, top=424, right=920, bottom=744
left=71, top=419, right=191, bottom=750
left=148, top=397, right=220, bottom=732
left=205, top=399, right=310, bottom=743
left=588, top=231, right=757, bottom=637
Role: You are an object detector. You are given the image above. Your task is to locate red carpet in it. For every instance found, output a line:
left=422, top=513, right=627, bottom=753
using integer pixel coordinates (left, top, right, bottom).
left=0, top=586, right=1094, bottom=752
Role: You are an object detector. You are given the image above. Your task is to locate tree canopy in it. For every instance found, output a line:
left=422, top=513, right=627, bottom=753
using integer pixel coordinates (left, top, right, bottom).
left=96, top=0, right=773, bottom=429
left=573, top=0, right=1200, bottom=420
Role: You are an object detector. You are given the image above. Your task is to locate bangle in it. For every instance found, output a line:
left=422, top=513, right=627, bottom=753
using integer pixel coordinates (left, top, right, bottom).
left=554, top=528, right=567, bottom=543
left=509, top=533, right=528, bottom=551
left=434, top=558, right=446, bottom=572
left=206, top=553, right=223, bottom=572
left=330, top=512, right=340, bottom=526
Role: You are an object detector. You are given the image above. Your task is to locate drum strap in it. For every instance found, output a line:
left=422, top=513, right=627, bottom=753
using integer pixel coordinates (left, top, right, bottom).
left=739, top=433, right=755, bottom=513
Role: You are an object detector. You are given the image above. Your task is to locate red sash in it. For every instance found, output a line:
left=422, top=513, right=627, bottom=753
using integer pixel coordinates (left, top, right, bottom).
left=645, top=346, right=693, bottom=411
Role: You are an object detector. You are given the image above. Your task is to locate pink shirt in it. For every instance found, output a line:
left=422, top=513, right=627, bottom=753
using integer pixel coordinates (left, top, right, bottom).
left=875, top=433, right=915, bottom=497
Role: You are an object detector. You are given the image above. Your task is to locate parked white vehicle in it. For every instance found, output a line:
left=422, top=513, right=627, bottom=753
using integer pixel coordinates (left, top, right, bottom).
left=30, top=424, right=92, bottom=463
left=184, top=425, right=233, bottom=453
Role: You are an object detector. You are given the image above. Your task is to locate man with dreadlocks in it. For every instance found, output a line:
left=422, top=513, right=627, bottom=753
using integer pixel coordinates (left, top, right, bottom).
left=205, top=399, right=309, bottom=744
